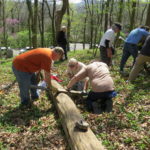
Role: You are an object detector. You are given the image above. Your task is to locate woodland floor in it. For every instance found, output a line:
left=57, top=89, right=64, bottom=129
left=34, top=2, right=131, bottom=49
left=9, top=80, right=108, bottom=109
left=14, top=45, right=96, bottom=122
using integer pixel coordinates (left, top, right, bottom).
left=0, top=49, right=150, bottom=150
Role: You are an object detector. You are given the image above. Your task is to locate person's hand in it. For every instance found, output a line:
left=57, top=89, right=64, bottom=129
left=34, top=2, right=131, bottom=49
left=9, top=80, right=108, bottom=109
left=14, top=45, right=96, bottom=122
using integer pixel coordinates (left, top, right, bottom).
left=65, top=85, right=71, bottom=91
left=82, top=90, right=86, bottom=93
left=107, top=48, right=112, bottom=58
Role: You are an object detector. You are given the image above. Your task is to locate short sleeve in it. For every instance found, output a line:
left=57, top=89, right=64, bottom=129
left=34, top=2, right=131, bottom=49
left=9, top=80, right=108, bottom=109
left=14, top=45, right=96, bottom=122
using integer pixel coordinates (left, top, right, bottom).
left=105, top=31, right=114, bottom=41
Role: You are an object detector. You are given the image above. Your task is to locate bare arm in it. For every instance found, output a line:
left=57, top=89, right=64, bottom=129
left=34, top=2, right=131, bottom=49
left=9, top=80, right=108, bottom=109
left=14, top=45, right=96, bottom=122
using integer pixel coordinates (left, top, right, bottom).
left=83, top=78, right=89, bottom=91
left=44, top=70, right=51, bottom=89
left=67, top=68, right=87, bottom=89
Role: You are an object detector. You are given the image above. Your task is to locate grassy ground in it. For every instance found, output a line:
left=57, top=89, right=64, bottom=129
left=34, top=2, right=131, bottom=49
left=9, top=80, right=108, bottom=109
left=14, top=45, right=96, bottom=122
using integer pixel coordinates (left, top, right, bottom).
left=0, top=49, right=150, bottom=150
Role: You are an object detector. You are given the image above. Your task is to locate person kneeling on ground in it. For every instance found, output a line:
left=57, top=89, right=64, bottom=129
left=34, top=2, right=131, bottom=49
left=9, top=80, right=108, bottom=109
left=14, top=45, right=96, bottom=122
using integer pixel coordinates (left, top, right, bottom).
left=12, top=47, right=64, bottom=107
left=67, top=61, right=116, bottom=113
left=128, top=35, right=150, bottom=82
left=66, top=58, right=88, bottom=91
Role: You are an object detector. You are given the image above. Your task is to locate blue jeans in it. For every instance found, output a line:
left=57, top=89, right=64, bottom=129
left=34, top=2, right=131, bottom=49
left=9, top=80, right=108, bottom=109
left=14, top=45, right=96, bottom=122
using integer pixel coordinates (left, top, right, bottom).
left=12, top=65, right=39, bottom=104
left=120, top=42, right=138, bottom=71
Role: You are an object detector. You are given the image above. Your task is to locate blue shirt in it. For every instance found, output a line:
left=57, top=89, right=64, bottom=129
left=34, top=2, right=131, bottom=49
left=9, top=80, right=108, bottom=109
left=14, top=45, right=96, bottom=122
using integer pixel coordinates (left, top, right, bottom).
left=125, top=28, right=149, bottom=44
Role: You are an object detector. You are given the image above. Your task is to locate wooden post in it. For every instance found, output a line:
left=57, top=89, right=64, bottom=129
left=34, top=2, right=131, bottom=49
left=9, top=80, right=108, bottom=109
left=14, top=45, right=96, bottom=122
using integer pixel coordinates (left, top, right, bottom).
left=51, top=80, right=105, bottom=150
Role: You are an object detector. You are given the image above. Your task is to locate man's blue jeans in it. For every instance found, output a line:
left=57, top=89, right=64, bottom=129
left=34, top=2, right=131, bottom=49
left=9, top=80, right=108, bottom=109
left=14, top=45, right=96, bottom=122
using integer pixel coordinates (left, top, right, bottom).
left=120, top=42, right=138, bottom=71
left=12, top=65, right=39, bottom=104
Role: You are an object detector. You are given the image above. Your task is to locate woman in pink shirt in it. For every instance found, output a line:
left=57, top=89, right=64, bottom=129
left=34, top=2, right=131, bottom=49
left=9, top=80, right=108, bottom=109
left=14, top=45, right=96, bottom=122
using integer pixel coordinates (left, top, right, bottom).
left=67, top=61, right=116, bottom=113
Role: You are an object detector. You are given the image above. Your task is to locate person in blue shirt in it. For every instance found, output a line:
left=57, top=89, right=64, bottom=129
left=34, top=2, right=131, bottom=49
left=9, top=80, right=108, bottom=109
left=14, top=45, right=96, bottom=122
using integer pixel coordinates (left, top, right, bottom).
left=120, top=26, right=149, bottom=73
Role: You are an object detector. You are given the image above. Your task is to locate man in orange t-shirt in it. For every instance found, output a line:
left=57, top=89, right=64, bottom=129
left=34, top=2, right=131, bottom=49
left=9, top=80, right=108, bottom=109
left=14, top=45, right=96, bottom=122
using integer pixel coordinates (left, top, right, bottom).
left=12, top=47, right=64, bottom=106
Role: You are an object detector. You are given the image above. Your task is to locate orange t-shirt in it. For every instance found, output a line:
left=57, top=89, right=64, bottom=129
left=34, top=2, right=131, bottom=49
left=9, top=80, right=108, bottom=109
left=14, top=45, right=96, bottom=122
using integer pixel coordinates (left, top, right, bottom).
left=13, top=48, right=53, bottom=73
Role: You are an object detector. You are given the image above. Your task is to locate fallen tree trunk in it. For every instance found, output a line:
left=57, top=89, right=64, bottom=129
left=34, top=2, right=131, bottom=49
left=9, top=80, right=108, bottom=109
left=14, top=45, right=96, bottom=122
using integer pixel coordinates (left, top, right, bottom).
left=51, top=80, right=105, bottom=150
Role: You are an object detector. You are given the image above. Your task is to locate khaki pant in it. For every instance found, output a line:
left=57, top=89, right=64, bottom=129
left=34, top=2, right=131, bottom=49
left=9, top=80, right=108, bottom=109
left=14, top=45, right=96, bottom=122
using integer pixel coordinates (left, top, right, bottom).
left=129, top=54, right=150, bottom=81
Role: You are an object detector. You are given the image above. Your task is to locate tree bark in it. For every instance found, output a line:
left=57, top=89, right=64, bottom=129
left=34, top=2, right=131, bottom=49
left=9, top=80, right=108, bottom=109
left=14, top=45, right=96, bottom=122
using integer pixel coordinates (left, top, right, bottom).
left=51, top=80, right=106, bottom=150
left=114, top=0, right=124, bottom=48
left=26, top=0, right=38, bottom=48
left=145, top=2, right=150, bottom=26
left=2, top=0, right=8, bottom=49
left=140, top=2, right=147, bottom=24
left=129, top=0, right=137, bottom=31
left=45, top=0, right=56, bottom=46
left=109, top=0, right=114, bottom=26
left=55, top=0, right=68, bottom=33
left=104, top=0, right=110, bottom=32
left=28, top=15, right=32, bottom=48
left=66, top=0, right=70, bottom=51
left=32, top=0, right=38, bottom=48
left=83, top=16, right=87, bottom=49
left=41, top=0, right=45, bottom=47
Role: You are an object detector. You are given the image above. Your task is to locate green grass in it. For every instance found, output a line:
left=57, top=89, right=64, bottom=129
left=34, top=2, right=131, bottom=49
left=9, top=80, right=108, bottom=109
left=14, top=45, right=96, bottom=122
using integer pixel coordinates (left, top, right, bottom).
left=0, top=49, right=150, bottom=150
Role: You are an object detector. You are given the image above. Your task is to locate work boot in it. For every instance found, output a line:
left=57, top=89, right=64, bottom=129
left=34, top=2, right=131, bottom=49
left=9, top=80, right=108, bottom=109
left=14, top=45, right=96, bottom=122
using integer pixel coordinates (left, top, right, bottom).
left=105, top=99, right=113, bottom=113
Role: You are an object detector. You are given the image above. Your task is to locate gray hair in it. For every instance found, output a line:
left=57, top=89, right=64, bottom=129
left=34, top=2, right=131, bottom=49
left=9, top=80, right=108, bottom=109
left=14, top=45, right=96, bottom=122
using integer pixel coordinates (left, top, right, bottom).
left=53, top=47, right=64, bottom=55
left=68, top=58, right=78, bottom=65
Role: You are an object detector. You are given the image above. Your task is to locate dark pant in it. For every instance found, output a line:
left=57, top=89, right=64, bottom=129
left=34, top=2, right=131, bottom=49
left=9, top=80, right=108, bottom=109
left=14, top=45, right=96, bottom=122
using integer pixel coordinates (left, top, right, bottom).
left=12, top=65, right=39, bottom=104
left=100, top=46, right=111, bottom=66
left=59, top=44, right=68, bottom=60
left=120, top=42, right=138, bottom=71
left=86, top=91, right=113, bottom=113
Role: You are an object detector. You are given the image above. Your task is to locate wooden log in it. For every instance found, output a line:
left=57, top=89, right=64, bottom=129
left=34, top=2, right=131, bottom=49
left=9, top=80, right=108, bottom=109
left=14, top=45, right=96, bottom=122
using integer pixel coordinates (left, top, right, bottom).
left=51, top=80, right=105, bottom=150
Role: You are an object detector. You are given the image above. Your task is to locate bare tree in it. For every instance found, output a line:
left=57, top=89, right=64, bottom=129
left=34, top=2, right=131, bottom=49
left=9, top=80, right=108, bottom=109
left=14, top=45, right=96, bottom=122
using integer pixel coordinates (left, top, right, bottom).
left=140, top=2, right=148, bottom=24
left=45, top=0, right=56, bottom=46
left=128, top=0, right=137, bottom=30
left=104, top=0, right=110, bottom=32
left=109, top=0, right=114, bottom=26
left=66, top=0, right=70, bottom=51
left=38, top=0, right=45, bottom=47
left=145, top=1, right=150, bottom=26
left=55, top=0, right=68, bottom=33
left=26, top=0, right=38, bottom=48
left=2, top=0, right=7, bottom=48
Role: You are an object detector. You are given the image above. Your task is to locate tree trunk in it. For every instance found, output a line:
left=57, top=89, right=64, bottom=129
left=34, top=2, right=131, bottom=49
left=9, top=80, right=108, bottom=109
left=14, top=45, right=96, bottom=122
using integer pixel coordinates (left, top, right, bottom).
left=28, top=15, right=32, bottom=48
left=145, top=3, right=150, bottom=26
left=140, top=2, right=147, bottom=24
left=66, top=0, right=70, bottom=51
left=99, top=0, right=105, bottom=40
left=55, top=0, right=68, bottom=33
left=45, top=0, right=56, bottom=46
left=84, top=0, right=94, bottom=49
left=41, top=0, right=45, bottom=47
left=26, top=0, right=38, bottom=48
left=83, top=16, right=87, bottom=49
left=51, top=80, right=106, bottom=150
left=109, top=0, right=114, bottom=26
left=32, top=0, right=38, bottom=48
left=117, top=0, right=124, bottom=22
left=114, top=0, right=124, bottom=48
left=104, top=0, right=110, bottom=32
left=11, top=9, right=15, bottom=33
left=129, top=1, right=137, bottom=31
left=2, top=0, right=7, bottom=49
